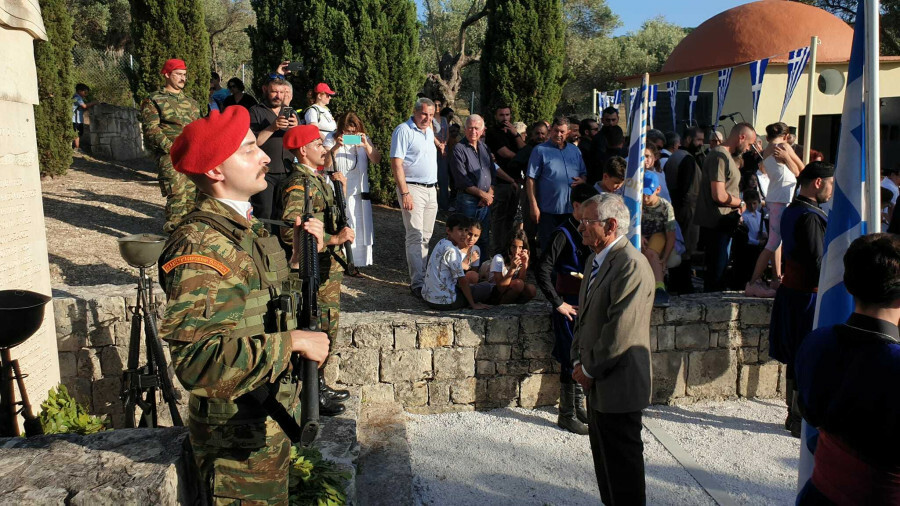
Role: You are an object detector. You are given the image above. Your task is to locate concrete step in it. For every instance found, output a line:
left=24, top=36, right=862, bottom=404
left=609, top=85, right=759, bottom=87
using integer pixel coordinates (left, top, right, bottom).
left=317, top=393, right=362, bottom=505
left=355, top=401, right=415, bottom=506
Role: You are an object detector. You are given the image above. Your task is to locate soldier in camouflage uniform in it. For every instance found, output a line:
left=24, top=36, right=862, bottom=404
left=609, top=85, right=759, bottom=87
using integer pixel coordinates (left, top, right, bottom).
left=279, top=125, right=354, bottom=416
left=157, top=106, right=329, bottom=503
left=140, top=58, right=202, bottom=234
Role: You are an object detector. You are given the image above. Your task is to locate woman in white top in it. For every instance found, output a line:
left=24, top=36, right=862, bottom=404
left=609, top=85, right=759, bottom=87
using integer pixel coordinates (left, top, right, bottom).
left=745, top=122, right=805, bottom=297
left=323, top=112, right=381, bottom=267
left=305, top=82, right=338, bottom=138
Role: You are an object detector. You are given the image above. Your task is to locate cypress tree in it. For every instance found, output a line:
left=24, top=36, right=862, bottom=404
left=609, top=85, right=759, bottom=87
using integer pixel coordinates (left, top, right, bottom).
left=481, top=0, right=566, bottom=125
left=246, top=0, right=291, bottom=95
left=130, top=0, right=212, bottom=104
left=34, top=0, right=74, bottom=177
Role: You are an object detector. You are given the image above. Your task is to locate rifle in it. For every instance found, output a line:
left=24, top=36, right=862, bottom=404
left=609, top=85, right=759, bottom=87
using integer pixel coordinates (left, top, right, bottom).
left=327, top=152, right=359, bottom=276
left=297, top=172, right=321, bottom=446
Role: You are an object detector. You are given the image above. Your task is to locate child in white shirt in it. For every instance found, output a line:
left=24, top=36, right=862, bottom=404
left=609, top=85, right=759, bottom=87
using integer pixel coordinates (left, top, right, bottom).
left=486, top=229, right=537, bottom=304
left=422, top=215, right=493, bottom=310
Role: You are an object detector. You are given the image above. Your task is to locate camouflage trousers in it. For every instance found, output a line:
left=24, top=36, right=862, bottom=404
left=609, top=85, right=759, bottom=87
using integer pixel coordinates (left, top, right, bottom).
left=158, top=154, right=198, bottom=234
left=317, top=260, right=343, bottom=345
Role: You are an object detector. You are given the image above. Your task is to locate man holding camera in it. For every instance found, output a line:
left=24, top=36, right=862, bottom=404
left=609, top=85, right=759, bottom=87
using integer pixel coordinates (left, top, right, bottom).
left=249, top=76, right=301, bottom=222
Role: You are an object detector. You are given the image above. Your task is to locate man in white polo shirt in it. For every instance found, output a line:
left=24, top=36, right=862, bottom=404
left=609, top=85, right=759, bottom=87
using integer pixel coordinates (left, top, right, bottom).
left=391, top=97, right=439, bottom=298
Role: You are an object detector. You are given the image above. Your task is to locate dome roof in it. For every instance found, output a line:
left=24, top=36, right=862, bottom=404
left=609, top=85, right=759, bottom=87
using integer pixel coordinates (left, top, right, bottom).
left=661, top=0, right=853, bottom=76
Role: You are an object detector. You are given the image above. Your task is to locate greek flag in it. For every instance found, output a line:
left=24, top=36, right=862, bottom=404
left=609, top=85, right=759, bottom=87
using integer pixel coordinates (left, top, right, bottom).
left=749, top=58, right=769, bottom=125
left=629, top=87, right=639, bottom=121
left=612, top=90, right=623, bottom=108
left=648, top=85, right=658, bottom=129
left=624, top=77, right=647, bottom=249
left=780, top=46, right=811, bottom=120
left=688, top=75, right=703, bottom=125
left=714, top=67, right=733, bottom=129
left=667, top=80, right=678, bottom=132
left=800, top=0, right=868, bottom=490
left=597, top=92, right=609, bottom=111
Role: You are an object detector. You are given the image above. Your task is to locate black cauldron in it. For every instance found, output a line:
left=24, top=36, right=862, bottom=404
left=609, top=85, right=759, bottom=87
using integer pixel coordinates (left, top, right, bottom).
left=0, top=290, right=51, bottom=349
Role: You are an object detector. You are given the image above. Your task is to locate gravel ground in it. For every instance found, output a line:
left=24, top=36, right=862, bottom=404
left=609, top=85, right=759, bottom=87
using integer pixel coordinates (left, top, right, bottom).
left=408, top=399, right=799, bottom=505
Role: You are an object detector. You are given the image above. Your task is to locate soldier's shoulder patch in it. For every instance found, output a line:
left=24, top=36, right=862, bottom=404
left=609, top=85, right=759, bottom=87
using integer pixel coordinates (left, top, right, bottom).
left=161, top=255, right=231, bottom=276
left=284, top=184, right=305, bottom=194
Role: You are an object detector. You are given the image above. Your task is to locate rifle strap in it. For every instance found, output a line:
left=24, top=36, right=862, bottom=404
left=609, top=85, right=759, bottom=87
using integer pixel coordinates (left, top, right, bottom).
left=241, top=383, right=305, bottom=445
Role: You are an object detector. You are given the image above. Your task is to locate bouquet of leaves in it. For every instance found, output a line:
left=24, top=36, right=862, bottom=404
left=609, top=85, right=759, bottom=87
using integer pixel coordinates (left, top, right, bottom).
left=289, top=445, right=350, bottom=506
left=37, top=385, right=108, bottom=436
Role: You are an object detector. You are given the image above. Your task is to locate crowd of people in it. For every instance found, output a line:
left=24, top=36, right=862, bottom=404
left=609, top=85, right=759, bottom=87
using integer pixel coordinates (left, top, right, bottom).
left=118, top=58, right=900, bottom=505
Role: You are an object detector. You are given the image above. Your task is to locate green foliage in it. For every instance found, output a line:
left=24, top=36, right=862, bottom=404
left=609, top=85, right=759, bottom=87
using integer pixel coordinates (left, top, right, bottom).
left=34, top=0, right=75, bottom=177
left=130, top=0, right=212, bottom=105
left=72, top=48, right=135, bottom=107
left=792, top=0, right=900, bottom=55
left=420, top=0, right=487, bottom=76
left=204, top=0, right=255, bottom=81
left=38, top=385, right=108, bottom=435
left=481, top=0, right=567, bottom=124
left=289, top=446, right=350, bottom=505
left=67, top=0, right=131, bottom=50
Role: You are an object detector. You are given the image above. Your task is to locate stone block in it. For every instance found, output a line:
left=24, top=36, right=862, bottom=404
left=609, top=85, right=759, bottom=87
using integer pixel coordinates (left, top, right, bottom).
left=475, top=344, right=511, bottom=361
left=361, top=383, right=394, bottom=404
left=740, top=328, right=761, bottom=347
left=650, top=308, right=665, bottom=326
left=657, top=326, right=675, bottom=351
left=65, top=377, right=93, bottom=409
left=92, top=376, right=122, bottom=415
left=333, top=326, right=352, bottom=349
left=428, top=381, right=452, bottom=405
left=528, top=360, right=556, bottom=374
left=519, top=314, right=550, bottom=334
left=675, top=324, right=709, bottom=350
left=450, top=377, right=477, bottom=404
left=380, top=350, right=432, bottom=383
left=738, top=347, right=759, bottom=365
left=778, top=364, right=787, bottom=395
left=433, top=348, right=475, bottom=380
left=454, top=318, right=485, bottom=347
left=90, top=296, right=126, bottom=327
left=339, top=349, right=379, bottom=385
left=522, top=332, right=554, bottom=359
left=88, top=324, right=117, bottom=348
left=394, top=325, right=417, bottom=350
left=495, top=360, right=529, bottom=376
left=58, top=352, right=77, bottom=379
left=706, top=301, right=740, bottom=322
left=665, top=304, right=703, bottom=323
left=406, top=404, right=474, bottom=415
left=649, top=327, right=658, bottom=352
left=76, top=349, right=102, bottom=381
left=417, top=323, right=453, bottom=348
left=479, top=376, right=519, bottom=407
left=113, top=321, right=131, bottom=346
left=323, top=357, right=340, bottom=386
left=686, top=349, right=738, bottom=398
left=476, top=360, right=495, bottom=376
left=486, top=316, right=519, bottom=344
left=716, top=324, right=743, bottom=349
left=394, top=381, right=428, bottom=407
left=652, top=352, right=687, bottom=403
left=354, top=322, right=394, bottom=349
left=759, top=335, right=771, bottom=362
left=56, top=299, right=88, bottom=352
left=99, top=346, right=128, bottom=376
left=738, top=362, right=780, bottom=398
left=519, top=374, right=560, bottom=409
left=741, top=301, right=772, bottom=326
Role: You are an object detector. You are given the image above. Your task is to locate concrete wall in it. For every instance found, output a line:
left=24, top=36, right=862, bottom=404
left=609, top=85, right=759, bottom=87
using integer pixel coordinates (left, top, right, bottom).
left=51, top=285, right=781, bottom=426
left=87, top=104, right=144, bottom=161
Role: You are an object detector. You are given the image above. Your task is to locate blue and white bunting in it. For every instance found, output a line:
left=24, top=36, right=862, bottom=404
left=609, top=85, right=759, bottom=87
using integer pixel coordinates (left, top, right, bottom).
left=714, top=67, right=733, bottom=129
left=780, top=46, right=811, bottom=120
left=648, top=85, right=658, bottom=129
left=612, top=90, right=623, bottom=108
left=624, top=77, right=647, bottom=249
left=667, top=80, right=678, bottom=132
left=597, top=91, right=609, bottom=111
left=688, top=75, right=703, bottom=126
left=749, top=58, right=769, bottom=126
left=628, top=87, right=639, bottom=121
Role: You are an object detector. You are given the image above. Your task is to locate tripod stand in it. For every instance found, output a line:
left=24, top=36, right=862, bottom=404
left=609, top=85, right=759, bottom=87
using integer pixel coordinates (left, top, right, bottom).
left=117, top=233, right=182, bottom=428
left=0, top=290, right=50, bottom=437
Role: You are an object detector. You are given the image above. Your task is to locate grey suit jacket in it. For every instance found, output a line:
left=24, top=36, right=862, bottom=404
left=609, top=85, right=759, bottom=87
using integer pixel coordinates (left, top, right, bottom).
left=571, top=238, right=655, bottom=413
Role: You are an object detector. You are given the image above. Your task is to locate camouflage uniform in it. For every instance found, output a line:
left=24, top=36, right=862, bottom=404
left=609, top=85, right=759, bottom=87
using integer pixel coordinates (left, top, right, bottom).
left=158, top=194, right=298, bottom=504
left=279, top=164, right=344, bottom=343
left=140, top=89, right=202, bottom=233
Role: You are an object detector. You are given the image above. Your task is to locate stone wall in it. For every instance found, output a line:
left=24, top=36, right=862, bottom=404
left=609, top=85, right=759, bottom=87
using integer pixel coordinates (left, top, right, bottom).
left=51, top=285, right=780, bottom=424
left=87, top=104, right=144, bottom=161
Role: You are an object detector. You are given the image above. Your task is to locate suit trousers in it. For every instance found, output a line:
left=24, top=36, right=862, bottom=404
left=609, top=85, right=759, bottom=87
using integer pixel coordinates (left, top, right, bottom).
left=588, top=407, right=646, bottom=506
left=398, top=185, right=438, bottom=290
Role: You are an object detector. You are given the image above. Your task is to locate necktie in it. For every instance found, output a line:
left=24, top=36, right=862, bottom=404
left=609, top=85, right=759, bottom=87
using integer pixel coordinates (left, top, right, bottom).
left=588, top=259, right=602, bottom=290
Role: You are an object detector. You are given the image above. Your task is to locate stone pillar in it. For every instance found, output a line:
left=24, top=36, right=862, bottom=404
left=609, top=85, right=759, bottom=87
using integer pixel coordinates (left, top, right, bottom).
left=0, top=1, right=60, bottom=414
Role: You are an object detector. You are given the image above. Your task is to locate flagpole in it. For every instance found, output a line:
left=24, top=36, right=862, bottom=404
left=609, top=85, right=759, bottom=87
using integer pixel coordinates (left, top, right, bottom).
left=593, top=88, right=598, bottom=118
left=865, top=0, right=881, bottom=232
left=803, top=36, right=819, bottom=165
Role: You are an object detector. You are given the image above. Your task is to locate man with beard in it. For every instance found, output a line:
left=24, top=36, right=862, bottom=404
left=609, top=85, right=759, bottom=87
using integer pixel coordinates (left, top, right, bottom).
left=694, top=123, right=757, bottom=292
left=486, top=105, right=527, bottom=256
left=248, top=77, right=301, bottom=223
left=683, top=127, right=707, bottom=166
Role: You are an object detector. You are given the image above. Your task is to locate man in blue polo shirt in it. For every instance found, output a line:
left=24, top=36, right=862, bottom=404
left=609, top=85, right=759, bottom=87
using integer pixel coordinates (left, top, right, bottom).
left=391, top=97, right=439, bottom=298
left=526, top=117, right=587, bottom=252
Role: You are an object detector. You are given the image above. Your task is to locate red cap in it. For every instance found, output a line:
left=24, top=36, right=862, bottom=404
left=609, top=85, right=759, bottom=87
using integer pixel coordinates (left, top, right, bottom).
left=160, top=58, right=187, bottom=75
left=283, top=125, right=321, bottom=150
left=171, top=107, right=250, bottom=175
left=314, top=82, right=336, bottom=95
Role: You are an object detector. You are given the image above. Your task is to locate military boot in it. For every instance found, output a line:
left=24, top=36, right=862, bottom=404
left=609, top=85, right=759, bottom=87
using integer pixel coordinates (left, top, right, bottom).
left=557, top=384, right=589, bottom=435
left=320, top=395, right=346, bottom=416
left=319, top=372, right=350, bottom=402
left=573, top=384, right=589, bottom=424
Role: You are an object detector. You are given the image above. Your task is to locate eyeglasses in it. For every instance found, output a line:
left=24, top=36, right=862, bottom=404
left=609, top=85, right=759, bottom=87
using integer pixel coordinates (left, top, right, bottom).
left=267, top=73, right=285, bottom=81
left=579, top=218, right=606, bottom=227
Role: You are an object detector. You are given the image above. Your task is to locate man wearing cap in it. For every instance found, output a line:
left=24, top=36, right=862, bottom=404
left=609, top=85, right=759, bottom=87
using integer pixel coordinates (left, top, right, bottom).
left=304, top=83, right=338, bottom=138
left=767, top=161, right=834, bottom=438
left=157, top=106, right=330, bottom=502
left=140, top=58, right=202, bottom=233
left=279, top=124, right=355, bottom=416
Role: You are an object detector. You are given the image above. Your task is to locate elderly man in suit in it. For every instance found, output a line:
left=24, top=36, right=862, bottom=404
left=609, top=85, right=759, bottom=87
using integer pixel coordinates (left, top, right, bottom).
left=572, top=192, right=655, bottom=505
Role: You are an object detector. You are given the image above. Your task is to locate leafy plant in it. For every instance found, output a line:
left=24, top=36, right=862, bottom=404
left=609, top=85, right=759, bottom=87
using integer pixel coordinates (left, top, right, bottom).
left=38, top=385, right=108, bottom=435
left=289, top=446, right=350, bottom=506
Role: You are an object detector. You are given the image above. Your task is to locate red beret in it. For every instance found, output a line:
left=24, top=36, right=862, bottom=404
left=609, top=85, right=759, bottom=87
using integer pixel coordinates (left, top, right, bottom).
left=161, top=59, right=187, bottom=75
left=171, top=107, right=250, bottom=175
left=283, top=125, right=321, bottom=150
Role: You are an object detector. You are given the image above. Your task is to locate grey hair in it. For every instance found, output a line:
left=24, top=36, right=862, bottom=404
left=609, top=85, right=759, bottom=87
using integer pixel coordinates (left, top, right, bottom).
left=646, top=129, right=665, bottom=146
left=665, top=131, right=681, bottom=148
left=583, top=193, right=630, bottom=238
left=551, top=116, right=570, bottom=128
left=465, top=114, right=485, bottom=128
left=415, top=97, right=436, bottom=112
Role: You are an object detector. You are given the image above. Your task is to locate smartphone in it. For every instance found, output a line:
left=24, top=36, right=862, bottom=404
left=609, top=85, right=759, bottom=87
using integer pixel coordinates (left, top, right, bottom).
left=285, top=61, right=305, bottom=73
left=343, top=134, right=362, bottom=145
left=281, top=107, right=294, bottom=118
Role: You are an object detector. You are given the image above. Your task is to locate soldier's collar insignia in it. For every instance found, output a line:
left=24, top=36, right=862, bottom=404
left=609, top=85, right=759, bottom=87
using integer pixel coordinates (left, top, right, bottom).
left=161, top=255, right=231, bottom=276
